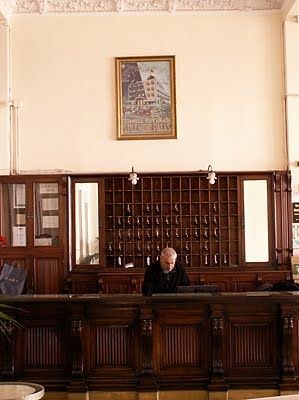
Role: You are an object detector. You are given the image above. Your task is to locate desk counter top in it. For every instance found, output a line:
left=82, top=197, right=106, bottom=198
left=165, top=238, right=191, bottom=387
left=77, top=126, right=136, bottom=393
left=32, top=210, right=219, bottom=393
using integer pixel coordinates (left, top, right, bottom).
left=1, top=291, right=299, bottom=304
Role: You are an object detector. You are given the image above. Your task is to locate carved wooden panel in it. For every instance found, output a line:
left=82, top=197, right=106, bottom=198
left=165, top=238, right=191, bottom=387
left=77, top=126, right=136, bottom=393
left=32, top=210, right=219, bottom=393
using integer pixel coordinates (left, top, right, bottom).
left=160, top=324, right=202, bottom=368
left=234, top=281, right=257, bottom=292
left=258, top=271, right=292, bottom=285
left=194, top=272, right=259, bottom=292
left=232, top=324, right=270, bottom=366
left=95, top=326, right=132, bottom=366
left=70, top=272, right=99, bottom=294
left=25, top=326, right=65, bottom=368
left=103, top=283, right=132, bottom=294
left=87, top=306, right=138, bottom=378
left=229, top=322, right=276, bottom=369
left=33, top=257, right=65, bottom=294
left=98, top=274, right=140, bottom=294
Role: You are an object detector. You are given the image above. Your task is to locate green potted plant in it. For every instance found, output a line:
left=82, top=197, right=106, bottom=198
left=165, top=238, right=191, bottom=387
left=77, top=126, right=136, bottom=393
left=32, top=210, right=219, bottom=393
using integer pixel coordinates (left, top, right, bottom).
left=0, top=303, right=22, bottom=339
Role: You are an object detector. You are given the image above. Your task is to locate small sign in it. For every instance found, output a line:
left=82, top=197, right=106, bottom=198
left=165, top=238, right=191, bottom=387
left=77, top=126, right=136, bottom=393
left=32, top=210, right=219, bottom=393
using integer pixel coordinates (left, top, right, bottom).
left=294, top=203, right=299, bottom=223
left=293, top=224, right=299, bottom=249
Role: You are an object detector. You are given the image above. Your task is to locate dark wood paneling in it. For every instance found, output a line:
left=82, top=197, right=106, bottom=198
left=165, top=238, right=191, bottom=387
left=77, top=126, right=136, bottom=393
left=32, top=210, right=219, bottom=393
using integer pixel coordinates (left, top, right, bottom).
left=69, top=270, right=292, bottom=295
left=25, top=326, right=65, bottom=368
left=70, top=272, right=99, bottom=294
left=161, top=324, right=202, bottom=367
left=231, top=323, right=273, bottom=367
left=1, top=294, right=299, bottom=392
left=33, top=257, right=65, bottom=294
left=95, top=326, right=132, bottom=366
left=0, top=171, right=292, bottom=295
left=0, top=175, right=68, bottom=295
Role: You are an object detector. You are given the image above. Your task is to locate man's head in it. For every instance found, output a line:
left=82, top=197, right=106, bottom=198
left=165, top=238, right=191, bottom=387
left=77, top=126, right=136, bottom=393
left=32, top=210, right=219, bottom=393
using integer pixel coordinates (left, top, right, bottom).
left=160, top=247, right=177, bottom=273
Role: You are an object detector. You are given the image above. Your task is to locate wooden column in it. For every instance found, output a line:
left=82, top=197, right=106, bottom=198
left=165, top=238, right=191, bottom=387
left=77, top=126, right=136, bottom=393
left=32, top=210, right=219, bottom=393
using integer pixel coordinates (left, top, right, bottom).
left=280, top=304, right=296, bottom=389
left=209, top=305, right=227, bottom=391
left=67, top=304, right=87, bottom=392
left=138, top=305, right=156, bottom=390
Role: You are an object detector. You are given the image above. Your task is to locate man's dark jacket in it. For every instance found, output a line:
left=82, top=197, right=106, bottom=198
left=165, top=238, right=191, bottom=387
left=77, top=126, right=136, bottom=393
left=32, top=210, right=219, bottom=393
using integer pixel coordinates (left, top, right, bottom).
left=142, top=260, right=190, bottom=296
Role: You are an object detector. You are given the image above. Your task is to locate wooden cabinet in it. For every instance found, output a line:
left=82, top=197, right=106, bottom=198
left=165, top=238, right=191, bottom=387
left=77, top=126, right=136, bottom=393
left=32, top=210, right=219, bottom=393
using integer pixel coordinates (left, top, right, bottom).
left=0, top=175, right=68, bottom=294
left=70, top=170, right=292, bottom=294
left=0, top=170, right=292, bottom=294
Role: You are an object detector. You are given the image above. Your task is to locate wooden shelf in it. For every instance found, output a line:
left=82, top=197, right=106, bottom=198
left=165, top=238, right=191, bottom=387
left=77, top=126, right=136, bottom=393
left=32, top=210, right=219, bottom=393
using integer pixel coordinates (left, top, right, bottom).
left=104, top=174, right=240, bottom=269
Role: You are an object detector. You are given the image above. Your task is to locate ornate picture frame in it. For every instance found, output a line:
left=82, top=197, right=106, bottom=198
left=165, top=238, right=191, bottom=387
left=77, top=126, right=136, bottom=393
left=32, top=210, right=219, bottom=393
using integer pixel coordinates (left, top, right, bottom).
left=115, top=55, right=177, bottom=140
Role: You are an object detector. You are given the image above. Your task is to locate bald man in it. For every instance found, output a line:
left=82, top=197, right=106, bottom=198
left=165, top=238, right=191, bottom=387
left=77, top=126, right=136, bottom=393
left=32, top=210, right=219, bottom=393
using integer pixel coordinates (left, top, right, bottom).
left=142, top=247, right=190, bottom=296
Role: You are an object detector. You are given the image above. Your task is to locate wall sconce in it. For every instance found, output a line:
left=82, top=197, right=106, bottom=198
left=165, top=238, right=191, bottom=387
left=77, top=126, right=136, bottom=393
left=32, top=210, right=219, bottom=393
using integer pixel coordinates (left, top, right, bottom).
left=128, top=167, right=139, bottom=185
left=207, top=165, right=217, bottom=185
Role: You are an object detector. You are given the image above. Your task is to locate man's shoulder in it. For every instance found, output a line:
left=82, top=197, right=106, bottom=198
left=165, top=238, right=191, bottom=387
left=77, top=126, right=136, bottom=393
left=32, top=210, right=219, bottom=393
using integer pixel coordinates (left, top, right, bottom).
left=175, top=261, right=185, bottom=270
left=147, top=261, right=161, bottom=271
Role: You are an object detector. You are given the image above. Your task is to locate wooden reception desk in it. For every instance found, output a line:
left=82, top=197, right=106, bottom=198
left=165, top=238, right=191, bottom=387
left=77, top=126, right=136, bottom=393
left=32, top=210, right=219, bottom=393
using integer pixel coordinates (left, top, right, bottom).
left=1, top=292, right=299, bottom=394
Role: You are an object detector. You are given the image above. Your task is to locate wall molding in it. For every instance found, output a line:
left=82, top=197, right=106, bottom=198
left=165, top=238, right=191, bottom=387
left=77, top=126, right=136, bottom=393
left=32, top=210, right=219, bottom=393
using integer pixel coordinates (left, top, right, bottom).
left=7, top=0, right=285, bottom=16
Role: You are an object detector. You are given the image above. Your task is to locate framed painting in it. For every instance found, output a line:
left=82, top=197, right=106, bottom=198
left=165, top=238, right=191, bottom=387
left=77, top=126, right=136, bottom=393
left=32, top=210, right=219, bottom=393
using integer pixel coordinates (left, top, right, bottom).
left=115, top=55, right=177, bottom=140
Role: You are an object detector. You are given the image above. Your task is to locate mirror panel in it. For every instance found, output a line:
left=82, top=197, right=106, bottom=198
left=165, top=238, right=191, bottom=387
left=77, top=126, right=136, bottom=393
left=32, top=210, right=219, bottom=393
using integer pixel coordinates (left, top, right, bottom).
left=0, top=183, right=27, bottom=246
left=244, top=180, right=269, bottom=262
left=75, top=182, right=99, bottom=264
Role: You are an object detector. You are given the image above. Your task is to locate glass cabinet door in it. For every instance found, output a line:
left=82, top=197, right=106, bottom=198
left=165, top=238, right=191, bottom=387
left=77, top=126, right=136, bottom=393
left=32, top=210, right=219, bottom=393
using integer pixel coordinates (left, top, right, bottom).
left=34, top=182, right=60, bottom=246
left=0, top=183, right=27, bottom=247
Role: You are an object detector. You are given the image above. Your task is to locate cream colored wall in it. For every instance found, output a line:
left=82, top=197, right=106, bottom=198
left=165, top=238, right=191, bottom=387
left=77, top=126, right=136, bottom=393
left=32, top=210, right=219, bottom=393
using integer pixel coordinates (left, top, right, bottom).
left=9, top=14, right=285, bottom=173
left=284, top=3, right=299, bottom=261
left=284, top=17, right=299, bottom=202
left=0, top=21, right=10, bottom=173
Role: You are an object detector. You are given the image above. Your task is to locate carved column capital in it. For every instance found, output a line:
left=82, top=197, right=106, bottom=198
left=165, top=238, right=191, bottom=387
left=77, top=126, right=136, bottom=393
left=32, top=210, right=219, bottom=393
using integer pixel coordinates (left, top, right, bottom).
left=212, top=317, right=223, bottom=334
left=71, top=319, right=82, bottom=335
left=282, top=316, right=294, bottom=331
left=141, top=319, right=152, bottom=333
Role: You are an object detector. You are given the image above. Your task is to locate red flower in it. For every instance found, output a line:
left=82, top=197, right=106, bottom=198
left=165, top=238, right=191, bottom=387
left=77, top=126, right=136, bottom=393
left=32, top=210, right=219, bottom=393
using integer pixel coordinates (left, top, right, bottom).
left=0, top=235, right=8, bottom=247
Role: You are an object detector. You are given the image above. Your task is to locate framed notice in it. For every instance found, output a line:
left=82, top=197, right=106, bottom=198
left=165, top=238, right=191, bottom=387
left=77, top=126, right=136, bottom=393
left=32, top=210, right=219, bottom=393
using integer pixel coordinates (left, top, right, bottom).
left=39, top=183, right=58, bottom=194
left=12, top=226, right=26, bottom=246
left=42, top=198, right=58, bottom=211
left=42, top=216, right=59, bottom=228
left=13, top=184, right=26, bottom=208
left=115, top=55, right=177, bottom=140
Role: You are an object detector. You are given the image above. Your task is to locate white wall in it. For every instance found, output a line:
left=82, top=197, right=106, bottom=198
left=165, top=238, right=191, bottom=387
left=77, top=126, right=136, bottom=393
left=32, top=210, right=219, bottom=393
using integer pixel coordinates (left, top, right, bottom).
left=284, top=18, right=299, bottom=201
left=0, top=21, right=10, bottom=173
left=284, top=1, right=299, bottom=259
left=8, top=14, right=285, bottom=173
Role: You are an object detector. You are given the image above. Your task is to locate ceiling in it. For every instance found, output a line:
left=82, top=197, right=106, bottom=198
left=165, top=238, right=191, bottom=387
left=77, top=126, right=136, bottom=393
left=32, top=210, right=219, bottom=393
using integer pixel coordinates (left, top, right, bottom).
left=0, top=0, right=296, bottom=18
